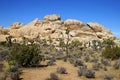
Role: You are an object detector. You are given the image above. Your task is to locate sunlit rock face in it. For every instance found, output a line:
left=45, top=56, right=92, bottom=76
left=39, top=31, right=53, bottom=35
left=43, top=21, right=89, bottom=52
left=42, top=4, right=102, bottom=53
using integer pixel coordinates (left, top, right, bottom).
left=44, top=14, right=61, bottom=21
left=8, top=22, right=24, bottom=29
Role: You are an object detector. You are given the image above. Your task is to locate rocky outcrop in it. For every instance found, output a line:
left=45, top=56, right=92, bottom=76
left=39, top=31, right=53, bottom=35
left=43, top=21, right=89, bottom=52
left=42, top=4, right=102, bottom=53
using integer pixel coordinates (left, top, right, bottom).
left=87, top=22, right=115, bottom=39
left=0, top=35, right=9, bottom=42
left=44, top=14, right=61, bottom=21
left=0, top=14, right=116, bottom=44
left=64, top=19, right=83, bottom=26
left=0, top=27, right=9, bottom=35
left=8, top=22, right=24, bottom=29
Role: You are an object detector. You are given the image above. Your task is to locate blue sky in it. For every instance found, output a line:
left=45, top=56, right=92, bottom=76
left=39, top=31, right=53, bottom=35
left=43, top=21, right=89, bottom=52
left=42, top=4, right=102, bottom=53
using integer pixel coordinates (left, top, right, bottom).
left=0, top=0, right=120, bottom=37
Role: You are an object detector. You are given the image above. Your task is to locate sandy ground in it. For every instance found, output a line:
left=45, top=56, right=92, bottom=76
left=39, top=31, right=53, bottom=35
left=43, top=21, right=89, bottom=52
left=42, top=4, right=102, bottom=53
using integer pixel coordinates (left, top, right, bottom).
left=21, top=60, right=79, bottom=80
left=1, top=60, right=120, bottom=80
left=21, top=60, right=115, bottom=80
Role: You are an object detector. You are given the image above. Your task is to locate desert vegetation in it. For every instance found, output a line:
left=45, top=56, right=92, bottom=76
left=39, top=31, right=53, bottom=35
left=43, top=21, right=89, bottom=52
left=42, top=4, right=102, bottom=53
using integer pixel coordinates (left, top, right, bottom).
left=0, top=34, right=120, bottom=80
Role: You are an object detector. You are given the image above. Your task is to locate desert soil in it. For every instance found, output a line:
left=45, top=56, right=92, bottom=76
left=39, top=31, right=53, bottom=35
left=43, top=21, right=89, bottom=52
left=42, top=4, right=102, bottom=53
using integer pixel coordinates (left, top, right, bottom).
left=21, top=60, right=120, bottom=80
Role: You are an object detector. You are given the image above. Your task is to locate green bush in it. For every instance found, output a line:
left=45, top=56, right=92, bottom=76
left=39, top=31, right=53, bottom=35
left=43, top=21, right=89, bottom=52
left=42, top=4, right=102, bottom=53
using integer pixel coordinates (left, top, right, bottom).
left=102, top=38, right=115, bottom=47
left=7, top=44, right=42, bottom=67
left=0, top=41, right=7, bottom=46
left=102, top=46, right=120, bottom=60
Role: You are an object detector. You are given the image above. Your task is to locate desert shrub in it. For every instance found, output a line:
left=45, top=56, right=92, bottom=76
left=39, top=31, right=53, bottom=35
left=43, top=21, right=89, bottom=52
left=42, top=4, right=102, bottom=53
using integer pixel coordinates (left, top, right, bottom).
left=90, top=57, right=99, bottom=63
left=85, top=70, right=95, bottom=78
left=57, top=67, right=67, bottom=74
left=0, top=50, right=8, bottom=61
left=7, top=65, right=19, bottom=73
left=47, top=60, right=55, bottom=66
left=92, top=63, right=102, bottom=71
left=46, top=73, right=60, bottom=80
left=10, top=72, right=20, bottom=80
left=69, top=40, right=82, bottom=49
left=68, top=58, right=74, bottom=64
left=78, top=66, right=87, bottom=76
left=50, top=56, right=56, bottom=62
left=78, top=67, right=95, bottom=78
left=0, top=63, right=4, bottom=71
left=63, top=56, right=67, bottom=62
left=7, top=44, right=42, bottom=67
left=7, top=64, right=21, bottom=80
left=102, top=46, right=120, bottom=60
left=101, top=59, right=110, bottom=66
left=0, top=50, right=7, bottom=71
left=103, top=66, right=108, bottom=71
left=0, top=41, right=6, bottom=47
left=102, top=38, right=115, bottom=47
left=74, top=59, right=84, bottom=67
left=113, top=61, right=120, bottom=69
left=74, top=54, right=81, bottom=58
left=101, top=73, right=114, bottom=80
left=47, top=56, right=56, bottom=66
left=84, top=55, right=90, bottom=62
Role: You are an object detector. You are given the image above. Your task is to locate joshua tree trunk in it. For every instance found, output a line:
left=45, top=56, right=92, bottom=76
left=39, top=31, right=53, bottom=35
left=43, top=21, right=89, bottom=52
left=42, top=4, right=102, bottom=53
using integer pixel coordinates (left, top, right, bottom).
left=66, top=34, right=69, bottom=57
left=65, top=28, right=70, bottom=58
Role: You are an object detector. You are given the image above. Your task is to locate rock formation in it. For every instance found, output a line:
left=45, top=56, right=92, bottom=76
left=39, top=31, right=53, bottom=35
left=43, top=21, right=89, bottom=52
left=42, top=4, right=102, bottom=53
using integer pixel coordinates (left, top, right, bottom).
left=8, top=22, right=24, bottom=29
left=44, top=14, right=61, bottom=21
left=0, top=14, right=116, bottom=44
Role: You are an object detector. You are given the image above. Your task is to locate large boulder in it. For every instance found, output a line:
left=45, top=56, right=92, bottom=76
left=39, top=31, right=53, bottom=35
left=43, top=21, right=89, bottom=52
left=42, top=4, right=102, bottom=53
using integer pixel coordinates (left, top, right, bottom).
left=87, top=22, right=115, bottom=39
left=9, top=29, right=21, bottom=38
left=44, top=14, right=61, bottom=21
left=64, top=19, right=83, bottom=26
left=27, top=18, right=42, bottom=27
left=0, top=35, right=9, bottom=42
left=64, top=19, right=83, bottom=30
left=87, top=22, right=109, bottom=32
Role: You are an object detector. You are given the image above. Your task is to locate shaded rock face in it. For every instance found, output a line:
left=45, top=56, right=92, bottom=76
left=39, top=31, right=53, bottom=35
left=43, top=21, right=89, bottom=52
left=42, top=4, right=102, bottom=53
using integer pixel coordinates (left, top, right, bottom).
left=0, top=14, right=116, bottom=44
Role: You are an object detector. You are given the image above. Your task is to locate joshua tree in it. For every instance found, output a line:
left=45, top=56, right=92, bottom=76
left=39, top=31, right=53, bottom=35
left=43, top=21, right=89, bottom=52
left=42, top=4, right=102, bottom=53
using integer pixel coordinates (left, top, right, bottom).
left=58, top=32, right=64, bottom=50
left=91, top=40, right=97, bottom=51
left=6, top=36, right=12, bottom=47
left=48, top=36, right=53, bottom=52
left=65, top=28, right=70, bottom=57
left=59, top=38, right=65, bottom=51
left=22, top=36, right=27, bottom=45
